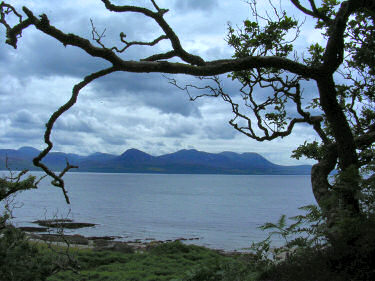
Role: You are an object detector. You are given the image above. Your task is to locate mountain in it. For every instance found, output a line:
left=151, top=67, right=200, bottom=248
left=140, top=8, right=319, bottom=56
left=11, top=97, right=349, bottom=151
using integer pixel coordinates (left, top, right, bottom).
left=117, top=148, right=154, bottom=163
left=17, top=146, right=40, bottom=157
left=84, top=152, right=117, bottom=162
left=0, top=146, right=38, bottom=170
left=0, top=147, right=311, bottom=175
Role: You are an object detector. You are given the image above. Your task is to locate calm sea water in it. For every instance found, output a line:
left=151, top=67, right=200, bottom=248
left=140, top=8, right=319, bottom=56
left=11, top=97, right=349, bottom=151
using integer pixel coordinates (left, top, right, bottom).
left=3, top=172, right=315, bottom=251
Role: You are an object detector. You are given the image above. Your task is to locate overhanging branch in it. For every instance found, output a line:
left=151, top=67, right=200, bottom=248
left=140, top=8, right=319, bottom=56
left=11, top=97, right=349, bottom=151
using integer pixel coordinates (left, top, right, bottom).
left=290, top=0, right=333, bottom=24
left=1, top=4, right=318, bottom=79
left=32, top=66, right=118, bottom=204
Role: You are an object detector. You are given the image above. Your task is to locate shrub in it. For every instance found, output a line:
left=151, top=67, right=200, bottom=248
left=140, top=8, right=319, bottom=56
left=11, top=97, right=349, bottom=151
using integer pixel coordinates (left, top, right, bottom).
left=0, top=224, right=54, bottom=281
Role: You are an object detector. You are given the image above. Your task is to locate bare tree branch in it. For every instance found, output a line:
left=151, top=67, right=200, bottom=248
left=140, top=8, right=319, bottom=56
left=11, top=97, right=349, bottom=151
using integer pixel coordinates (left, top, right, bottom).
left=113, top=33, right=168, bottom=53
left=168, top=75, right=325, bottom=142
left=0, top=4, right=318, bottom=79
left=141, top=50, right=177, bottom=62
left=42, top=211, right=80, bottom=274
left=32, top=67, right=118, bottom=204
left=0, top=2, right=32, bottom=48
left=90, top=18, right=168, bottom=54
left=101, top=0, right=204, bottom=66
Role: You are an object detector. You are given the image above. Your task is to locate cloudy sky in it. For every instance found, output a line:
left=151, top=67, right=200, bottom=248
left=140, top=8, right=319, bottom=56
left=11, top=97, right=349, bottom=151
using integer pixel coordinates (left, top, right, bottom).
left=0, top=0, right=325, bottom=165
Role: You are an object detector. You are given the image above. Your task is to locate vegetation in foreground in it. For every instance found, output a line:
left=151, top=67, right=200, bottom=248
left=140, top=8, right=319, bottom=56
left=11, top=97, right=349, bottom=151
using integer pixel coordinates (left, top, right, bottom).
left=45, top=241, right=257, bottom=281
left=1, top=225, right=374, bottom=281
left=0, top=223, right=260, bottom=281
left=2, top=207, right=375, bottom=281
left=1, top=170, right=375, bottom=281
left=1, top=171, right=375, bottom=280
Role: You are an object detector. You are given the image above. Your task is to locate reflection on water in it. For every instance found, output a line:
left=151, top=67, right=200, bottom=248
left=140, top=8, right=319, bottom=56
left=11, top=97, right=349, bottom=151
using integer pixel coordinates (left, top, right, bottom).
left=2, top=172, right=315, bottom=251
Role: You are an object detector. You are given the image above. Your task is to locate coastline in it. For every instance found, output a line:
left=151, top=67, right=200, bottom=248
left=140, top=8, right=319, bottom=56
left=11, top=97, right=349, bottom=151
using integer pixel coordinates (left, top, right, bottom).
left=25, top=231, right=237, bottom=255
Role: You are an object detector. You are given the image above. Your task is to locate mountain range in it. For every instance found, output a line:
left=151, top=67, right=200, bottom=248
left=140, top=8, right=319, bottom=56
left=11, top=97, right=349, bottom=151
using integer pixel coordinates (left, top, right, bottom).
left=0, top=147, right=311, bottom=175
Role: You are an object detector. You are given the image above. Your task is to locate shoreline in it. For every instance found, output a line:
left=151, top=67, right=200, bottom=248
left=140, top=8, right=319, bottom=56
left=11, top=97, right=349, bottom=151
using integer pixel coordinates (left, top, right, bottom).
left=17, top=222, right=258, bottom=253
left=19, top=222, right=224, bottom=252
left=19, top=222, right=252, bottom=256
left=25, top=231, right=240, bottom=256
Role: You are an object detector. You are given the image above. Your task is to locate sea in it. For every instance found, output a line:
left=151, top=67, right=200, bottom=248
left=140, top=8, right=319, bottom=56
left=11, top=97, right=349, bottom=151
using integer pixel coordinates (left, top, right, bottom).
left=2, top=172, right=316, bottom=251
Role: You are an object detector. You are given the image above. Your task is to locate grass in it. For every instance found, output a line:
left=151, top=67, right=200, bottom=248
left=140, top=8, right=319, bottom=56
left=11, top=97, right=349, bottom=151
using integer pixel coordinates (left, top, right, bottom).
left=8, top=227, right=374, bottom=280
left=45, top=241, right=252, bottom=281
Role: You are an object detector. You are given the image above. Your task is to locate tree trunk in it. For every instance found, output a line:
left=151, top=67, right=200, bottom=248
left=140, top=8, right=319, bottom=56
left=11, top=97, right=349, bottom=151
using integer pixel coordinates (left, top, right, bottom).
left=316, top=76, right=360, bottom=216
left=311, top=149, right=336, bottom=214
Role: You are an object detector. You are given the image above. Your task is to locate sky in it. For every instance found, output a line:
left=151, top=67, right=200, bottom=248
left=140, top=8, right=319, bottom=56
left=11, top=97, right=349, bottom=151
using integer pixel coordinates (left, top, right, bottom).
left=0, top=0, right=326, bottom=165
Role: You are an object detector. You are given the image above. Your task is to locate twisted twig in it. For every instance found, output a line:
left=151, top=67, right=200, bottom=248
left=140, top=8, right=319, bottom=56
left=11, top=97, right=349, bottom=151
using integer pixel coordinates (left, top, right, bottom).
left=33, top=67, right=118, bottom=204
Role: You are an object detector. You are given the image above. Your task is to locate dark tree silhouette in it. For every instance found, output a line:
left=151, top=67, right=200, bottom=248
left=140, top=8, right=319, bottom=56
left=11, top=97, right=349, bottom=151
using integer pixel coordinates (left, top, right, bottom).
left=1, top=0, right=375, bottom=229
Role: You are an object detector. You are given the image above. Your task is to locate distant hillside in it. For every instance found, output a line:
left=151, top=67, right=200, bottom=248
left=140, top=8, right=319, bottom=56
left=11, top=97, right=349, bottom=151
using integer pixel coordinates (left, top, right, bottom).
left=0, top=147, right=311, bottom=175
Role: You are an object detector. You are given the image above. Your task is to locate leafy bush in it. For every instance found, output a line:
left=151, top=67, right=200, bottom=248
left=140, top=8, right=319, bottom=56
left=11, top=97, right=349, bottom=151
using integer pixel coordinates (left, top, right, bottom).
left=147, top=241, right=192, bottom=255
left=0, top=170, right=78, bottom=281
left=249, top=205, right=375, bottom=281
left=181, top=258, right=260, bottom=281
left=0, top=224, right=55, bottom=281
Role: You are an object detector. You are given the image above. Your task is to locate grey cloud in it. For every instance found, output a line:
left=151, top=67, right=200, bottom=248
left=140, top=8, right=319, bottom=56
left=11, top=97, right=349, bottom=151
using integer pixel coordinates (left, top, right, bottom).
left=53, top=133, right=87, bottom=146
left=146, top=141, right=165, bottom=148
left=54, top=114, right=96, bottom=134
left=1, top=128, right=42, bottom=143
left=173, top=139, right=183, bottom=147
left=11, top=110, right=42, bottom=129
left=162, top=121, right=198, bottom=138
left=173, top=0, right=219, bottom=12
left=13, top=37, right=108, bottom=79
left=204, top=46, right=231, bottom=61
left=2, top=50, right=201, bottom=119
left=0, top=41, right=10, bottom=63
left=0, top=3, right=213, bottom=120
left=94, top=72, right=172, bottom=96
left=102, top=114, right=153, bottom=128
left=1, top=4, right=162, bottom=80
left=93, top=72, right=202, bottom=117
left=143, top=92, right=201, bottom=117
left=100, top=134, right=128, bottom=146
left=143, top=141, right=166, bottom=154
left=203, top=123, right=237, bottom=140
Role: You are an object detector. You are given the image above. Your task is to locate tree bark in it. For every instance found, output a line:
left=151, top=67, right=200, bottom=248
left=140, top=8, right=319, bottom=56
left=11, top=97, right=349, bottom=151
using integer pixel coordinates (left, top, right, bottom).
left=311, top=150, right=336, bottom=213
left=316, top=76, right=360, bottom=215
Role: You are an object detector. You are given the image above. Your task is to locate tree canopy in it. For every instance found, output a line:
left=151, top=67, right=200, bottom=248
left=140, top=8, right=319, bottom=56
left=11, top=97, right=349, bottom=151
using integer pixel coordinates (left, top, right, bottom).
left=1, top=0, right=375, bottom=230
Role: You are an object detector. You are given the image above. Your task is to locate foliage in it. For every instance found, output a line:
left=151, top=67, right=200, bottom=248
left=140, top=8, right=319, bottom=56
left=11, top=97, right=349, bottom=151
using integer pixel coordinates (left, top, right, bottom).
left=0, top=212, right=78, bottom=281
left=246, top=203, right=375, bottom=281
left=0, top=169, right=41, bottom=202
left=221, top=1, right=375, bottom=235
left=0, top=171, right=46, bottom=280
left=0, top=169, right=79, bottom=281
left=181, top=258, right=259, bottom=281
left=0, top=224, right=58, bottom=281
left=261, top=218, right=375, bottom=281
left=46, top=241, right=253, bottom=281
left=248, top=205, right=326, bottom=262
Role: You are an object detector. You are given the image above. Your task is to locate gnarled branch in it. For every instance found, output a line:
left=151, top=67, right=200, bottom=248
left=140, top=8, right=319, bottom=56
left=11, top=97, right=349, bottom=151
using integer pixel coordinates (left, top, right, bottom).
left=1, top=4, right=318, bottom=79
left=32, top=67, right=118, bottom=204
left=290, top=0, right=333, bottom=24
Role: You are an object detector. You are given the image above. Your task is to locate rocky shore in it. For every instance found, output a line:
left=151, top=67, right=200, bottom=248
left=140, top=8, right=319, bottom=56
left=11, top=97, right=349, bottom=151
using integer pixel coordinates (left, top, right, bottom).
left=32, top=219, right=96, bottom=229
left=26, top=232, right=202, bottom=253
left=19, top=219, right=202, bottom=253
